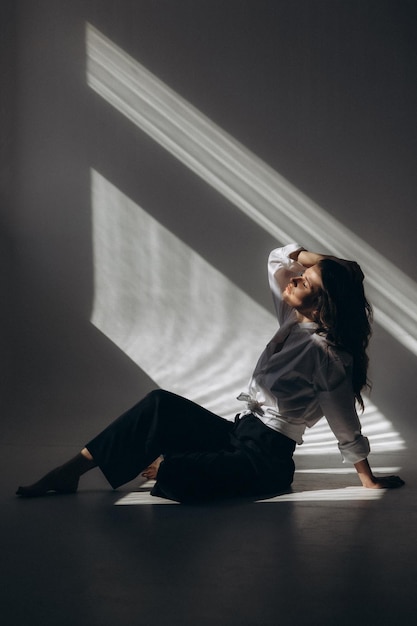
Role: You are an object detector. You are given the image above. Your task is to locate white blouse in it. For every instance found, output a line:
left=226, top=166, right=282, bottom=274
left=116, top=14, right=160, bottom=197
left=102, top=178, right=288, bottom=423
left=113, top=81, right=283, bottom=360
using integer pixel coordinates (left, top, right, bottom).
left=238, top=243, right=370, bottom=463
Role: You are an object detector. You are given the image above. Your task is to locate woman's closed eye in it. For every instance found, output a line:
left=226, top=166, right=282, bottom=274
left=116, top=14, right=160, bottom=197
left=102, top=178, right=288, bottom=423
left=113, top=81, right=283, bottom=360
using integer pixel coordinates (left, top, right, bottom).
left=294, top=273, right=308, bottom=288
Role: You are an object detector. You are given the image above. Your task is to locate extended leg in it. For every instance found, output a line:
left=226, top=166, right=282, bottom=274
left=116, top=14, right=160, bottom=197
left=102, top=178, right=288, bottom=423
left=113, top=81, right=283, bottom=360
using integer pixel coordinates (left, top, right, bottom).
left=16, top=391, right=295, bottom=502
left=16, top=390, right=231, bottom=497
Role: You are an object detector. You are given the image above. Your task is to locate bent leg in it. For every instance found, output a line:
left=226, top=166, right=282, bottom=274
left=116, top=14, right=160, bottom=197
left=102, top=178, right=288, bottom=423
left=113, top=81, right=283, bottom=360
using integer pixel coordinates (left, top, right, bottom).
left=85, top=389, right=234, bottom=489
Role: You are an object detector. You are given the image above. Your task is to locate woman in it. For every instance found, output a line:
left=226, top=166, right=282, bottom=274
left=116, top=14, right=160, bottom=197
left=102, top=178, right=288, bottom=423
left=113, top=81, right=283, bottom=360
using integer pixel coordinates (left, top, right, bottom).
left=16, top=244, right=404, bottom=501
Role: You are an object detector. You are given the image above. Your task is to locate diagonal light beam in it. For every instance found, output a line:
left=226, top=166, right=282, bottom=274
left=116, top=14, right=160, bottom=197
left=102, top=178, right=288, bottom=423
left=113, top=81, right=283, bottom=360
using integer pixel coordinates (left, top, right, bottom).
left=86, top=23, right=417, bottom=356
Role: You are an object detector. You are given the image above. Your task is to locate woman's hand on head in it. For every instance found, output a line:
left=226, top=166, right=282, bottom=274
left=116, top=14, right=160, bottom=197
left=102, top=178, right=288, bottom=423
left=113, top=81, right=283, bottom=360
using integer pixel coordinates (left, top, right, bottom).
left=294, top=250, right=327, bottom=268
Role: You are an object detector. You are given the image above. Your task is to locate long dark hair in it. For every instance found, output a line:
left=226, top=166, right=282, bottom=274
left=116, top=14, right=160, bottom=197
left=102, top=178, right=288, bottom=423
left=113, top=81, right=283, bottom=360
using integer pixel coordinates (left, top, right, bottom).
left=314, top=258, right=373, bottom=410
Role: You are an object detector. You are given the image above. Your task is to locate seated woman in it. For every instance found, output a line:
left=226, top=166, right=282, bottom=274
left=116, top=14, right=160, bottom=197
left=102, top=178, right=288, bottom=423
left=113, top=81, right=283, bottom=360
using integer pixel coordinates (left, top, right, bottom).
left=16, top=244, right=404, bottom=502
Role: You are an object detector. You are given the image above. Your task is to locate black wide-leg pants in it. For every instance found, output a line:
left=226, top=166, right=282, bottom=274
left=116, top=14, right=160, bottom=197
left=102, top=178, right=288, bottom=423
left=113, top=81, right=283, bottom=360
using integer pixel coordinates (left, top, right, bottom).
left=86, top=389, right=296, bottom=502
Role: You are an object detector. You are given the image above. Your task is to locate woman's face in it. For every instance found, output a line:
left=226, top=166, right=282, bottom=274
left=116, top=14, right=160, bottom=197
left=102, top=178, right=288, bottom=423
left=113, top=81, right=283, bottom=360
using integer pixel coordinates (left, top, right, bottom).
left=283, top=265, right=323, bottom=316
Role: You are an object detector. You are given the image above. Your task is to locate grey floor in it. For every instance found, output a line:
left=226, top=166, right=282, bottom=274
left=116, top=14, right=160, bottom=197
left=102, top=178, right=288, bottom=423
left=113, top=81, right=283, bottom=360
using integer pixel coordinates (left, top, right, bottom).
left=2, top=442, right=416, bottom=626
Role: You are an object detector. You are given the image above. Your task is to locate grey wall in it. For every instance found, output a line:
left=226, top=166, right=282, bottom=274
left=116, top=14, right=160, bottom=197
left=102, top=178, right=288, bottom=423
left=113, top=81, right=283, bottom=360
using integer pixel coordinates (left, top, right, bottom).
left=5, top=0, right=417, bottom=447
left=1, top=1, right=17, bottom=415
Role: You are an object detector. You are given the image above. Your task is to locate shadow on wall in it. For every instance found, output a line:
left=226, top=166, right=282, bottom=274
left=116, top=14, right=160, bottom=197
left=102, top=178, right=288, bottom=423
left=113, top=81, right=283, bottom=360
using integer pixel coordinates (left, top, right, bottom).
left=9, top=1, right=417, bottom=450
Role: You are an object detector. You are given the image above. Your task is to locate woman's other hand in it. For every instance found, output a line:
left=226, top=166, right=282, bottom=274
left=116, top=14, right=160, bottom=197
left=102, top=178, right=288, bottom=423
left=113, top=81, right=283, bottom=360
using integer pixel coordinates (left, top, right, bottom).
left=354, top=459, right=405, bottom=489
left=364, top=474, right=405, bottom=489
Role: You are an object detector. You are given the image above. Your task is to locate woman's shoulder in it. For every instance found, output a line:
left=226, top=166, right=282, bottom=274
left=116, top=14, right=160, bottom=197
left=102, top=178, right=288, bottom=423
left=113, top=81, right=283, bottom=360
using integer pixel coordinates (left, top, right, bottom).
left=309, top=332, right=353, bottom=381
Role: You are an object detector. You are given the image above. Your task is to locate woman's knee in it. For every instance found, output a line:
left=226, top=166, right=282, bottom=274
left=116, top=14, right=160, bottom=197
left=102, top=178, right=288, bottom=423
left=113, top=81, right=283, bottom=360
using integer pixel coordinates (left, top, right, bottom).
left=141, top=389, right=179, bottom=425
left=145, top=389, right=173, bottom=407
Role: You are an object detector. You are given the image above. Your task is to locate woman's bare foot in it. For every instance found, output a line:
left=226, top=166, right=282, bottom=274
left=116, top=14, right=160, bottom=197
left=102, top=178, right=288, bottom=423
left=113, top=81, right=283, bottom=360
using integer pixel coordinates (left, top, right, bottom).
left=16, top=450, right=96, bottom=497
left=16, top=468, right=80, bottom=497
left=141, top=456, right=164, bottom=480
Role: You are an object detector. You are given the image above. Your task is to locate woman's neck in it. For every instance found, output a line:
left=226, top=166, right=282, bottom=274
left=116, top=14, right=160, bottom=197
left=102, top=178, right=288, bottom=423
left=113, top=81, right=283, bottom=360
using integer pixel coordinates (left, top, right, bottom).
left=295, top=310, right=314, bottom=324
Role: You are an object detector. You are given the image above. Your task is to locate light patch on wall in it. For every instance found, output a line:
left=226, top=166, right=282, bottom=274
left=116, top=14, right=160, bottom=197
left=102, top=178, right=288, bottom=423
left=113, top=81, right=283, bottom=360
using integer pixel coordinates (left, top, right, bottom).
left=90, top=169, right=405, bottom=457
left=86, top=23, right=417, bottom=356
left=90, top=168, right=276, bottom=418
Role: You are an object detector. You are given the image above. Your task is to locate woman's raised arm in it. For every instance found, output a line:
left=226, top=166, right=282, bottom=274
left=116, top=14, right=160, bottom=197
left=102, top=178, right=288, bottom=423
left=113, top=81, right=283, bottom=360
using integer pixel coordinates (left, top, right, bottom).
left=290, top=249, right=327, bottom=267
